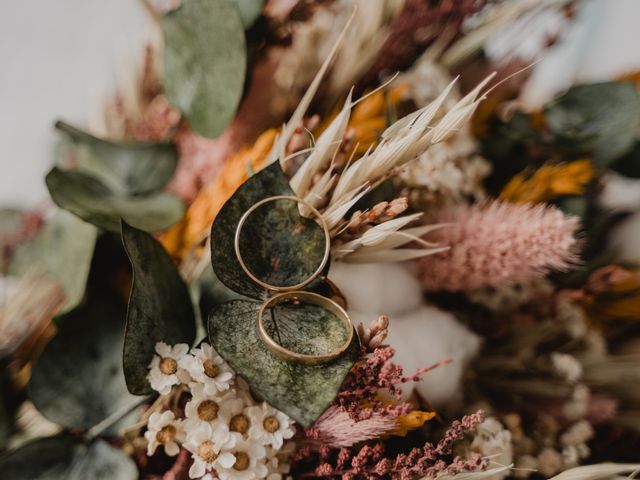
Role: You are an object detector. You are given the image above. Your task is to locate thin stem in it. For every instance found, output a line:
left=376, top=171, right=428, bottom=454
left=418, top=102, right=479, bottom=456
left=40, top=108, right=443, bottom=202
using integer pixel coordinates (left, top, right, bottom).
left=86, top=395, right=154, bottom=440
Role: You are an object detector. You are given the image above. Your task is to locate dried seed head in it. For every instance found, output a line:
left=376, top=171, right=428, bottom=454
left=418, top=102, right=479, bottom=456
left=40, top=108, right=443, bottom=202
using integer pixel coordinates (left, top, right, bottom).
left=197, top=400, right=219, bottom=421
left=202, top=359, right=219, bottom=378
left=233, top=451, right=250, bottom=471
left=155, top=424, right=176, bottom=444
left=197, top=440, right=218, bottom=463
left=263, top=416, right=280, bottom=433
left=159, top=357, right=178, bottom=375
left=230, top=414, right=250, bottom=433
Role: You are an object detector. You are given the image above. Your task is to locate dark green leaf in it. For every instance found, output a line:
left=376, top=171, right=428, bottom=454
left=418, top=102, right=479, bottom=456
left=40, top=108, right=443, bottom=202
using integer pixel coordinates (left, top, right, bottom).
left=211, top=162, right=328, bottom=299
left=122, top=221, right=196, bottom=395
left=610, top=141, right=640, bottom=178
left=0, top=396, right=10, bottom=450
left=545, top=82, right=640, bottom=166
left=46, top=167, right=184, bottom=233
left=8, top=209, right=97, bottom=313
left=0, top=436, right=137, bottom=480
left=55, top=121, right=177, bottom=195
left=162, top=0, right=246, bottom=138
left=556, top=196, right=588, bottom=219
left=29, top=295, right=137, bottom=431
left=233, top=0, right=264, bottom=28
left=208, top=299, right=358, bottom=426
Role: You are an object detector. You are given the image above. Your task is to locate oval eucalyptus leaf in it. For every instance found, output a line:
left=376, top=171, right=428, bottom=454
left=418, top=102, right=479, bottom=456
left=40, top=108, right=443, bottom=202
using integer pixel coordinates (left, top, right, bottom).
left=122, top=221, right=196, bottom=395
left=0, top=436, right=137, bottom=480
left=55, top=121, right=178, bottom=195
left=211, top=162, right=328, bottom=299
left=208, top=299, right=359, bottom=426
left=46, top=167, right=184, bottom=233
left=162, top=0, right=246, bottom=138
left=610, top=141, right=640, bottom=178
left=8, top=209, right=97, bottom=313
left=545, top=82, right=640, bottom=166
left=233, top=0, right=264, bottom=28
left=29, top=295, right=137, bottom=431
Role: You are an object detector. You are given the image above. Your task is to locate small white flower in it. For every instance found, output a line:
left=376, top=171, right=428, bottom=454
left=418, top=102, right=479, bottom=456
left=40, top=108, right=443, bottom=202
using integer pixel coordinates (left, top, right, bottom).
left=144, top=410, right=184, bottom=457
left=184, top=422, right=235, bottom=479
left=181, top=343, right=234, bottom=395
left=219, top=395, right=252, bottom=445
left=247, top=402, right=295, bottom=449
left=148, top=342, right=190, bottom=395
left=265, top=443, right=294, bottom=480
left=215, top=439, right=268, bottom=480
left=184, top=384, right=236, bottom=450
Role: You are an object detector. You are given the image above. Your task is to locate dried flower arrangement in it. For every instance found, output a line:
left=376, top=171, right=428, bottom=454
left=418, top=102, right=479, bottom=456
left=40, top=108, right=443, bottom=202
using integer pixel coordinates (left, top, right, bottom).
left=1, top=1, right=640, bottom=480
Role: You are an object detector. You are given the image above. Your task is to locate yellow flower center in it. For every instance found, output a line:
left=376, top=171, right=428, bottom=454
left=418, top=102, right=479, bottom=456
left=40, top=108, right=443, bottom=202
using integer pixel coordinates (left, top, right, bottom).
left=159, top=357, right=178, bottom=375
left=197, top=400, right=219, bottom=422
left=202, top=359, right=219, bottom=378
left=229, top=413, right=250, bottom=434
left=233, top=451, right=250, bottom=471
left=155, top=424, right=176, bottom=444
left=197, top=440, right=218, bottom=464
left=263, top=415, right=280, bottom=433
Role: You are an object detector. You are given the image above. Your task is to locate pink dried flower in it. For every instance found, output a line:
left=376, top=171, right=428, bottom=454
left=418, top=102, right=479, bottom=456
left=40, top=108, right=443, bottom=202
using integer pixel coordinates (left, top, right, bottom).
left=416, top=200, right=580, bottom=291
left=293, top=411, right=488, bottom=479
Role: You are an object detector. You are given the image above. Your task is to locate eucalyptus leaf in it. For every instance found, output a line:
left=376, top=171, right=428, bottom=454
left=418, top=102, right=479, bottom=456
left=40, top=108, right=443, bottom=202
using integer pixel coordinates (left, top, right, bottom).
left=610, top=141, right=640, bottom=178
left=208, top=299, right=358, bottom=426
left=55, top=121, right=177, bottom=195
left=8, top=209, right=97, bottom=313
left=545, top=82, right=640, bottom=166
left=122, top=221, right=196, bottom=395
left=46, top=167, right=184, bottom=233
left=163, top=0, right=246, bottom=138
left=0, top=436, right=137, bottom=480
left=29, top=295, right=137, bottom=432
left=210, top=162, right=328, bottom=299
left=233, top=0, right=264, bottom=28
left=0, top=396, right=10, bottom=449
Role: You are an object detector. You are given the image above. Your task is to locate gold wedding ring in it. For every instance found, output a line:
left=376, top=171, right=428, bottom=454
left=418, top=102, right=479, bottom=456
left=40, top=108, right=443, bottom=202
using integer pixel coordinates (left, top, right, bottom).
left=257, top=291, right=354, bottom=364
left=234, top=195, right=331, bottom=292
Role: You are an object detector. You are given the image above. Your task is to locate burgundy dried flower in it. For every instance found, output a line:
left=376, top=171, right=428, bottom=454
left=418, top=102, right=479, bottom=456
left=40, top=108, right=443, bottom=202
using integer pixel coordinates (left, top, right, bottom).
left=416, top=200, right=580, bottom=292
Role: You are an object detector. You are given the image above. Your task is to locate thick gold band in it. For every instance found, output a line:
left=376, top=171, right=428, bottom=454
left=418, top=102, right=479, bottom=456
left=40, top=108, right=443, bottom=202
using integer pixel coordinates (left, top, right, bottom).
left=257, top=291, right=354, bottom=365
left=234, top=195, right=331, bottom=292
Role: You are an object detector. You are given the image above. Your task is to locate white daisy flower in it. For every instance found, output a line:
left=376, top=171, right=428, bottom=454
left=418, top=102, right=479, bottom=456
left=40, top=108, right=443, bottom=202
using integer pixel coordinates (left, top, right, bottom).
left=181, top=343, right=234, bottom=395
left=147, top=342, right=190, bottom=395
left=218, top=395, right=252, bottom=444
left=184, top=422, right=235, bottom=479
left=247, top=402, right=295, bottom=449
left=184, top=384, right=236, bottom=450
left=265, top=443, right=294, bottom=480
left=144, top=410, right=184, bottom=457
left=214, top=439, right=268, bottom=480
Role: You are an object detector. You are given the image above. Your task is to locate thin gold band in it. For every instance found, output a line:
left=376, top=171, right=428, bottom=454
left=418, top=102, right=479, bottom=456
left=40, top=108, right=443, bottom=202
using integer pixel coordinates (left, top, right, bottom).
left=257, top=291, right=354, bottom=365
left=234, top=195, right=331, bottom=292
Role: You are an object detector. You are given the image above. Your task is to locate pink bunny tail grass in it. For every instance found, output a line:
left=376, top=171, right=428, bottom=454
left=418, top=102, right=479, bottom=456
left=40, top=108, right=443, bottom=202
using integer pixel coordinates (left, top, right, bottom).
left=416, top=200, right=581, bottom=292
left=305, top=406, right=399, bottom=448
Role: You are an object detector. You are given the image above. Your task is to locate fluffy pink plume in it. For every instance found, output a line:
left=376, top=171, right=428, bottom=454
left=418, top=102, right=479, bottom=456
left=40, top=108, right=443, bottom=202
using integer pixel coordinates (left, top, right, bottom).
left=416, top=200, right=580, bottom=291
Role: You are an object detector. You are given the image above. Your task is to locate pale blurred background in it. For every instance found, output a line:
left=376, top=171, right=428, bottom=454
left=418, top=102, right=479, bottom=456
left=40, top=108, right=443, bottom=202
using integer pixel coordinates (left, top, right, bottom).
left=1, top=0, right=640, bottom=207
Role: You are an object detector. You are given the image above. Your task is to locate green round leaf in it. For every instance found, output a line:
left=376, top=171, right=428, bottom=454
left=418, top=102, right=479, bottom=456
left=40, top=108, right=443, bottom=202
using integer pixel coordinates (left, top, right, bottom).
left=122, top=221, right=196, bottom=395
left=0, top=436, right=137, bottom=480
left=211, top=162, right=328, bottom=300
left=208, top=299, right=359, bottom=426
left=45, top=167, right=184, bottom=233
left=233, top=0, right=264, bottom=28
left=55, top=121, right=178, bottom=195
left=29, top=296, right=137, bottom=431
left=162, top=0, right=247, bottom=138
left=545, top=82, right=640, bottom=166
left=8, top=209, right=97, bottom=313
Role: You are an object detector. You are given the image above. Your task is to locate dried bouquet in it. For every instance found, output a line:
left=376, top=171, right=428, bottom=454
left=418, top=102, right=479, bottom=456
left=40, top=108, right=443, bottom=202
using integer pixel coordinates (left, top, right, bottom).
left=1, top=1, right=640, bottom=479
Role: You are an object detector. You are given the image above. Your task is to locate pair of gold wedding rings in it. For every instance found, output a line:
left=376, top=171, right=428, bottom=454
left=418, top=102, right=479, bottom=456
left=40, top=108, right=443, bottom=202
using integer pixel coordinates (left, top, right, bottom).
left=234, top=195, right=354, bottom=365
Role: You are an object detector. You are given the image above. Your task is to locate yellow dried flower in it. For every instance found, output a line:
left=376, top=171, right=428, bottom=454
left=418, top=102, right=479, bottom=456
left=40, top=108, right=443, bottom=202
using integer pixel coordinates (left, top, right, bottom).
left=390, top=410, right=436, bottom=436
left=500, top=159, right=594, bottom=204
left=162, top=129, right=277, bottom=259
